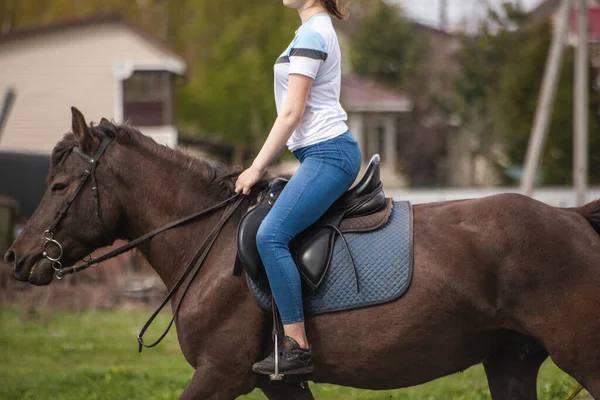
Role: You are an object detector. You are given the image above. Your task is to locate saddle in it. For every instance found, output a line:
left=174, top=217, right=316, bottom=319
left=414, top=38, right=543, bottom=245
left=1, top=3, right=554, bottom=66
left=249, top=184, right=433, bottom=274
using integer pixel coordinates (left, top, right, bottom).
left=234, top=154, right=393, bottom=291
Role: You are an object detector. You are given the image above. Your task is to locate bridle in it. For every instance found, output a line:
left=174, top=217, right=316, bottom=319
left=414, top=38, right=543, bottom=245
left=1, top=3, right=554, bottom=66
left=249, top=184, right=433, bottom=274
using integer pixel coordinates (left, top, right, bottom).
left=39, top=135, right=245, bottom=351
left=42, top=137, right=112, bottom=279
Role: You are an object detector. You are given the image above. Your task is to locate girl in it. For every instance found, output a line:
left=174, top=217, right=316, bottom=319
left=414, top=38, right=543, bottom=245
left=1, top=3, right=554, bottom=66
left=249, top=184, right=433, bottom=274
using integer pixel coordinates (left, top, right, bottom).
left=235, top=0, right=360, bottom=375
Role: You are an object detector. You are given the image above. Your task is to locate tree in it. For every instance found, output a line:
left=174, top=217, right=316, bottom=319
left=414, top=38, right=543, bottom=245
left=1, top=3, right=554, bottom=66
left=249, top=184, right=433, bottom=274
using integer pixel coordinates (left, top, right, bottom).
left=350, top=1, right=424, bottom=91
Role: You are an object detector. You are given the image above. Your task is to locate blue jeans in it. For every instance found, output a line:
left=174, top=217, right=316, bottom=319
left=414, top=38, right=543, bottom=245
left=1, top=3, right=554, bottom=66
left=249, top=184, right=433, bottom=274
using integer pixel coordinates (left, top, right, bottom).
left=256, top=131, right=361, bottom=324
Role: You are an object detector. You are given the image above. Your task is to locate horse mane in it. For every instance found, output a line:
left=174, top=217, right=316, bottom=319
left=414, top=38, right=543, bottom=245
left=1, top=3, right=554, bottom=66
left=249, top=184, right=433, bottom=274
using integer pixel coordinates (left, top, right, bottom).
left=50, top=120, right=267, bottom=201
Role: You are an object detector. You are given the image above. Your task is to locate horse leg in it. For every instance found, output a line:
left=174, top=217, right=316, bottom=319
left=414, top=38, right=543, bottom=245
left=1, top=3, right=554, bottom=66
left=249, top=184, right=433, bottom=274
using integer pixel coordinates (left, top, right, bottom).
left=483, top=334, right=548, bottom=400
left=178, top=367, right=255, bottom=400
left=258, top=380, right=315, bottom=400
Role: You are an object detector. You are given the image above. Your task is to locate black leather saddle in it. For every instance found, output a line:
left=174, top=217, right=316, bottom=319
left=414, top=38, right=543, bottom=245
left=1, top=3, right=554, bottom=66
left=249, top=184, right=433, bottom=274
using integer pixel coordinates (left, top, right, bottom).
left=234, top=154, right=388, bottom=292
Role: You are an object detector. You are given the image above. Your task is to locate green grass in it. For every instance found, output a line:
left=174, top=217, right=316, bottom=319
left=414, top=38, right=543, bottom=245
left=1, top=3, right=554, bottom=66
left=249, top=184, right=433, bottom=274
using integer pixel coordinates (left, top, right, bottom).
left=0, top=306, right=583, bottom=399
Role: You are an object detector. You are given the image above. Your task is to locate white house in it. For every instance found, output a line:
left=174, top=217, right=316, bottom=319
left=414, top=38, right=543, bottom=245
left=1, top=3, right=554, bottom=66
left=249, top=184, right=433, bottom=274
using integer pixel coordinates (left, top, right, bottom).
left=341, top=73, right=413, bottom=187
left=0, top=14, right=187, bottom=154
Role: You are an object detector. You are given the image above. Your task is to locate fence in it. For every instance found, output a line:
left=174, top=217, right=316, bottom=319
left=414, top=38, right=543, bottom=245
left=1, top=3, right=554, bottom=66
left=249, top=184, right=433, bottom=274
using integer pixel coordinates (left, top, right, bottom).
left=387, top=187, right=600, bottom=207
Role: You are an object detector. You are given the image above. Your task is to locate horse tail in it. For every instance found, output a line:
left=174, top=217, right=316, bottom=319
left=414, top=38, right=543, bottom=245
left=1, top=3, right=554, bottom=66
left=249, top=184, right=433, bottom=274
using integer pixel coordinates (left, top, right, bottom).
left=576, top=199, right=600, bottom=235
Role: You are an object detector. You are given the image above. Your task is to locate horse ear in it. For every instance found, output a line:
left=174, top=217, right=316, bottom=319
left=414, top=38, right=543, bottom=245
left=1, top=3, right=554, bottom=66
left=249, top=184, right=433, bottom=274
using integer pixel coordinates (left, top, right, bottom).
left=71, top=107, right=93, bottom=152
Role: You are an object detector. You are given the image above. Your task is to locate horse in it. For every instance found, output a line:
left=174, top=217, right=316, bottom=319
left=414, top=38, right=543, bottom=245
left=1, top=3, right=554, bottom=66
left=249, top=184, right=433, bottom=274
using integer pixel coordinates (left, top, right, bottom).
left=5, top=107, right=600, bottom=400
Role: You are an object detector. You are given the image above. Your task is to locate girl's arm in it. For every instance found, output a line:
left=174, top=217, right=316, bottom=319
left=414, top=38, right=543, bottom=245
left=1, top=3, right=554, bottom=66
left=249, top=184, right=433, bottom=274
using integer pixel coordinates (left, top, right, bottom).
left=235, top=74, right=314, bottom=195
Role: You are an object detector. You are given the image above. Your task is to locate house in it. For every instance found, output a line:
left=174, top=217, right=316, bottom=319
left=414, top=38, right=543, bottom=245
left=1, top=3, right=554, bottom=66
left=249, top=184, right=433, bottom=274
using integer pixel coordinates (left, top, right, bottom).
left=0, top=14, right=187, bottom=154
left=342, top=73, right=412, bottom=187
left=0, top=14, right=187, bottom=218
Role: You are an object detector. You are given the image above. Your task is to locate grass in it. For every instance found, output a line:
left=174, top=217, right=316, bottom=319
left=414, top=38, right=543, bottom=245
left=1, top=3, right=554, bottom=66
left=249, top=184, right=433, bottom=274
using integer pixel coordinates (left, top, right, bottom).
left=0, top=306, right=584, bottom=399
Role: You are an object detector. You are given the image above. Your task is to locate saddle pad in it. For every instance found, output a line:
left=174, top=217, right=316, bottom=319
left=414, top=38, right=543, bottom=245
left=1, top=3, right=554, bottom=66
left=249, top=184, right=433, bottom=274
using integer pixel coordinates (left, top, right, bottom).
left=340, top=198, right=393, bottom=233
left=247, top=201, right=413, bottom=316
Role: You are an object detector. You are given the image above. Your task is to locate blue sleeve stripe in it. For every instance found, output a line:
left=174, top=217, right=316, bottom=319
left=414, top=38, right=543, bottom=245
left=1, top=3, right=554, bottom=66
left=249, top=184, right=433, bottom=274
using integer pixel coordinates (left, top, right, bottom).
left=290, top=48, right=328, bottom=61
left=295, top=28, right=328, bottom=54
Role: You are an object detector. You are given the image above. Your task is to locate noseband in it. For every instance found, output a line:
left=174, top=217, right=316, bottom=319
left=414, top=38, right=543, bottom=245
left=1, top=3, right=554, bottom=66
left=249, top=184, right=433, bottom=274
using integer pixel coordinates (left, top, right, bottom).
left=42, top=137, right=112, bottom=279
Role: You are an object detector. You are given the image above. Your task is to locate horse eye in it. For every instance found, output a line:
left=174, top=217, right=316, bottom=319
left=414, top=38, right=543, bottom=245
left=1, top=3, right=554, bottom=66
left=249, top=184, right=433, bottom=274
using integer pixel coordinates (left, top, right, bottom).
left=51, top=183, right=68, bottom=193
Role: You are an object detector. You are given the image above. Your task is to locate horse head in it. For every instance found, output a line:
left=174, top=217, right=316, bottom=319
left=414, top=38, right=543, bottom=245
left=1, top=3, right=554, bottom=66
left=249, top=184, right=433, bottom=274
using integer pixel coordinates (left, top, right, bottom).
left=4, top=107, right=123, bottom=285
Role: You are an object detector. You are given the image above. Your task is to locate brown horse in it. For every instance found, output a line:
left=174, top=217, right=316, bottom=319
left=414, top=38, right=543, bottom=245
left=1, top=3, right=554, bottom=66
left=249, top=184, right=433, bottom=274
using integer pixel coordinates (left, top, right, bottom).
left=5, top=108, right=600, bottom=400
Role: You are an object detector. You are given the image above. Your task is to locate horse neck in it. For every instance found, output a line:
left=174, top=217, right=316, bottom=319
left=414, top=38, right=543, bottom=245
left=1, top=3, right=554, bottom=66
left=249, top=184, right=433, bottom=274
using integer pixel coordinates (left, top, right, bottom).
left=112, top=147, right=232, bottom=289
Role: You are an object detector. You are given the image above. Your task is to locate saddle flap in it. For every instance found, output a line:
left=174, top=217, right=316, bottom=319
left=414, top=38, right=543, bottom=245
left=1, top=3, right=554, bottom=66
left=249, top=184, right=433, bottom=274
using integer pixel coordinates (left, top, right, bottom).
left=290, top=229, right=336, bottom=289
left=236, top=198, right=272, bottom=289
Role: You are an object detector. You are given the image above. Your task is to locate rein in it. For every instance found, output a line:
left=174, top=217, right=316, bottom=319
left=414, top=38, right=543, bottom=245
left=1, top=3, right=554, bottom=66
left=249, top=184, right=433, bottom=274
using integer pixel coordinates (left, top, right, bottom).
left=67, top=193, right=244, bottom=352
left=136, top=194, right=244, bottom=352
left=42, top=136, right=246, bottom=351
left=57, top=194, right=243, bottom=277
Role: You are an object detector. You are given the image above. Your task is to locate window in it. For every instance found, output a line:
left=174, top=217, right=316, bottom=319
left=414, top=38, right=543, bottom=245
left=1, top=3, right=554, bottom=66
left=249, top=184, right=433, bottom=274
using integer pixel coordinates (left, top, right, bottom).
left=123, top=71, right=173, bottom=126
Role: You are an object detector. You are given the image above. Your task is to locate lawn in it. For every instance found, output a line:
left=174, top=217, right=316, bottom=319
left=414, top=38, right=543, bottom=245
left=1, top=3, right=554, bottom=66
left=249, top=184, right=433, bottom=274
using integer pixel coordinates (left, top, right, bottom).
left=0, top=306, right=584, bottom=399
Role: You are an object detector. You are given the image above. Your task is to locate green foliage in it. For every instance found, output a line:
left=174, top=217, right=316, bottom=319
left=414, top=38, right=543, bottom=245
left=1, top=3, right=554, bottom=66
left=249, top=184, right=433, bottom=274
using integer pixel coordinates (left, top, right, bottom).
left=349, top=0, right=425, bottom=92
left=0, top=306, right=585, bottom=399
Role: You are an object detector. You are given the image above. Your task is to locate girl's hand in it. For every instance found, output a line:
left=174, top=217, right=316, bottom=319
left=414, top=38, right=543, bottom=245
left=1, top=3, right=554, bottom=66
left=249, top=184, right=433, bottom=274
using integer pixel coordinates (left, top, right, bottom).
left=235, top=165, right=266, bottom=195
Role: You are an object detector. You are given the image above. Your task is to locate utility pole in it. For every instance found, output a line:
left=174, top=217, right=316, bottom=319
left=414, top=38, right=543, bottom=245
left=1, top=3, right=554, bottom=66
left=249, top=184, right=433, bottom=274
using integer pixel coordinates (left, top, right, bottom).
left=0, top=88, right=16, bottom=141
left=574, top=0, right=589, bottom=206
left=440, top=0, right=448, bottom=32
left=520, top=0, right=572, bottom=196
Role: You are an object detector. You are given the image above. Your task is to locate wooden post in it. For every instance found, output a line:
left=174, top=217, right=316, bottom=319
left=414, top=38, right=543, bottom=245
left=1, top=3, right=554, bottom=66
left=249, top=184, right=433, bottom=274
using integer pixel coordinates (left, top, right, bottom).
left=574, top=0, right=589, bottom=206
left=440, top=0, right=448, bottom=32
left=520, top=0, right=572, bottom=196
left=0, top=88, right=16, bottom=141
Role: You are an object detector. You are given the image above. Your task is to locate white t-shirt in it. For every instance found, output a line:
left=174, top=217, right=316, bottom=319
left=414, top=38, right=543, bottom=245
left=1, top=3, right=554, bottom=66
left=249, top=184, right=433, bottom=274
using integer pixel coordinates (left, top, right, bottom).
left=274, top=13, right=349, bottom=152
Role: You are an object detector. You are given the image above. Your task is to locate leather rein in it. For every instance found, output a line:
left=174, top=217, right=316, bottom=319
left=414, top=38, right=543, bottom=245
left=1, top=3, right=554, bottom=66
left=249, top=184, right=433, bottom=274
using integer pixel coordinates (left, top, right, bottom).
left=41, top=136, right=245, bottom=352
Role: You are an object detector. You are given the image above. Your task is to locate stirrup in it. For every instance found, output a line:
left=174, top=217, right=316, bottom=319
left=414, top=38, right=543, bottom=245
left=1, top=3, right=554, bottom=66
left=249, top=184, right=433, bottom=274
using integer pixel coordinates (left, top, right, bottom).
left=268, top=300, right=313, bottom=382
left=270, top=332, right=284, bottom=381
left=270, top=300, right=284, bottom=381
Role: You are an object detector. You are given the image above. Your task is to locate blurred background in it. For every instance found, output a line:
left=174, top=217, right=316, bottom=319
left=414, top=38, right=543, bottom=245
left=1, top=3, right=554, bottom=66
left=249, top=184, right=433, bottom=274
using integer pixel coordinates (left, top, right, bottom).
left=0, top=0, right=598, bottom=399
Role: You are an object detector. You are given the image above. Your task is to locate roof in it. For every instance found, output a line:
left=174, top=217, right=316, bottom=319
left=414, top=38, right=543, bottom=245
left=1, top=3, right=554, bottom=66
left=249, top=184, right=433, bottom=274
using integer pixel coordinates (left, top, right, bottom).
left=0, top=14, right=184, bottom=62
left=341, top=73, right=412, bottom=113
left=529, top=0, right=561, bottom=22
left=411, top=21, right=457, bottom=38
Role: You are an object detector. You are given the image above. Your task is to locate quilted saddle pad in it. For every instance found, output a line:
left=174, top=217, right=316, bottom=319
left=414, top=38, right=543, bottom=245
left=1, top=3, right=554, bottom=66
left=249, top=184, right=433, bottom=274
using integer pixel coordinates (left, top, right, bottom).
left=247, top=200, right=414, bottom=316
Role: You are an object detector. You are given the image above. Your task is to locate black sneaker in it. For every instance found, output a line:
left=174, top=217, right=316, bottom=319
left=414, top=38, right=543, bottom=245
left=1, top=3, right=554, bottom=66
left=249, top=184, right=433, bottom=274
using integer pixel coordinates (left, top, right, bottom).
left=252, top=336, right=314, bottom=375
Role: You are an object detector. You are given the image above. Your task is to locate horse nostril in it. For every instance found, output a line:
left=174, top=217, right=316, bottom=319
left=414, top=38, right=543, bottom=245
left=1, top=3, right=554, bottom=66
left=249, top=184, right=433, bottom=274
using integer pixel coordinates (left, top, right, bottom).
left=4, top=250, right=16, bottom=267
